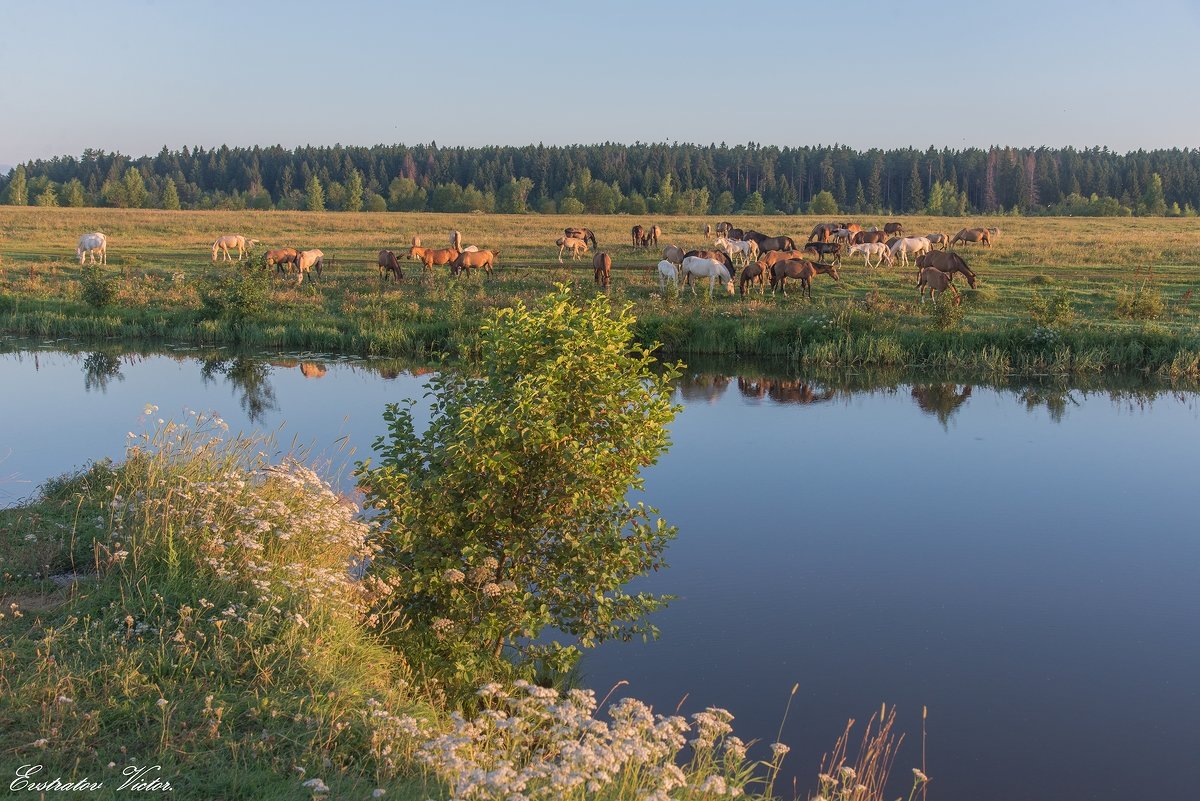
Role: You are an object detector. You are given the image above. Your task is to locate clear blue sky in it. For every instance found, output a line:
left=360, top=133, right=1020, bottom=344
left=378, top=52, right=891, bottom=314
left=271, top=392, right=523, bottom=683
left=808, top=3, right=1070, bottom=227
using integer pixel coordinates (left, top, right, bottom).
left=2, top=0, right=1198, bottom=166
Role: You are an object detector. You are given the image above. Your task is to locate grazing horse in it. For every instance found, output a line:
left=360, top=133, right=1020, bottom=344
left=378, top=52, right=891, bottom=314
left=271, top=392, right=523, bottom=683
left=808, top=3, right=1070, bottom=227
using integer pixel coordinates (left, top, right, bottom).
left=889, top=237, right=932, bottom=267
left=950, top=227, right=991, bottom=247
left=378, top=249, right=404, bottom=281
left=77, top=232, right=107, bottom=265
left=556, top=236, right=589, bottom=262
left=848, top=242, right=893, bottom=269
left=714, top=236, right=759, bottom=266
left=803, top=241, right=842, bottom=264
left=703, top=223, right=713, bottom=238
left=452, top=249, right=499, bottom=277
left=832, top=228, right=855, bottom=250
left=683, top=249, right=734, bottom=276
left=649, top=225, right=661, bottom=247
left=593, top=252, right=612, bottom=288
left=656, top=259, right=679, bottom=291
left=915, top=250, right=977, bottom=288
left=739, top=261, right=768, bottom=295
left=410, top=245, right=460, bottom=272
left=770, top=258, right=840, bottom=299
left=631, top=225, right=646, bottom=247
left=450, top=230, right=463, bottom=251
left=917, top=267, right=960, bottom=304
left=807, top=222, right=839, bottom=242
left=925, top=232, right=951, bottom=250
left=715, top=221, right=733, bottom=237
left=564, top=227, right=598, bottom=249
left=211, top=234, right=258, bottom=262
left=266, top=247, right=300, bottom=274
left=295, top=249, right=323, bottom=284
left=680, top=256, right=734, bottom=297
left=853, top=229, right=889, bottom=245
left=662, top=244, right=686, bottom=266
left=756, top=235, right=796, bottom=253
left=884, top=221, right=904, bottom=237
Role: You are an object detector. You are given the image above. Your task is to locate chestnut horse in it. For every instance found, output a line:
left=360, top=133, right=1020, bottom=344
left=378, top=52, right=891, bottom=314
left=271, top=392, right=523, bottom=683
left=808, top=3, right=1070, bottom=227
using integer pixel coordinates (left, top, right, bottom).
left=452, top=249, right=499, bottom=277
left=950, top=227, right=992, bottom=247
left=917, top=267, right=960, bottom=304
left=410, top=245, right=460, bottom=272
left=266, top=247, right=299, bottom=274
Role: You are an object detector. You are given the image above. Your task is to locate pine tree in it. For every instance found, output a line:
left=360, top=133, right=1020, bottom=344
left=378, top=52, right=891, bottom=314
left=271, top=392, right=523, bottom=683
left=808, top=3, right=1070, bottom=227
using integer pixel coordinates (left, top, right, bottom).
left=907, top=160, right=924, bottom=212
left=161, top=177, right=181, bottom=210
left=345, top=169, right=364, bottom=212
left=854, top=180, right=867, bottom=214
left=123, top=167, right=149, bottom=208
left=306, top=174, right=325, bottom=211
left=867, top=157, right=883, bottom=211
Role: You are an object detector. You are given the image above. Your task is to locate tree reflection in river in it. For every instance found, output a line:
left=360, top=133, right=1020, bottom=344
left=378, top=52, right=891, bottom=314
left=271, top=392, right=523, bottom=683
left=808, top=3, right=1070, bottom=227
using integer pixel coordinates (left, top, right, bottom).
left=911, top=384, right=974, bottom=427
left=201, top=357, right=277, bottom=423
left=82, top=352, right=124, bottom=393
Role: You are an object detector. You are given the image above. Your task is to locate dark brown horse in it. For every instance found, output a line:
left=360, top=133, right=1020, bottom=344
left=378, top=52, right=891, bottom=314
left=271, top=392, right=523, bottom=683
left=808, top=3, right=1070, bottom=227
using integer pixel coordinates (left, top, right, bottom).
left=802, top=241, right=842, bottom=264
left=377, top=249, right=404, bottom=281
left=915, top=250, right=977, bottom=288
left=452, top=249, right=500, bottom=277
left=757, top=235, right=796, bottom=253
left=593, top=251, right=612, bottom=288
left=770, top=258, right=840, bottom=298
left=884, top=221, right=904, bottom=237
left=565, top=227, right=598, bottom=249
left=631, top=225, right=645, bottom=247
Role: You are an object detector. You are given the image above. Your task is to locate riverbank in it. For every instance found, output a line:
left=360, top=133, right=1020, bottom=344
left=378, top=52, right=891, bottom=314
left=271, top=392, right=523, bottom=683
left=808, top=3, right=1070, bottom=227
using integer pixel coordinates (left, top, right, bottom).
left=2, top=208, right=1198, bottom=375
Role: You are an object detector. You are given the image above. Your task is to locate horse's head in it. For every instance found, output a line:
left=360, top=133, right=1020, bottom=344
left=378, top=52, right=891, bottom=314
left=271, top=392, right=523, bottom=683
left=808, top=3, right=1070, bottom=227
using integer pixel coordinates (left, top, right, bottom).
left=828, top=265, right=841, bottom=281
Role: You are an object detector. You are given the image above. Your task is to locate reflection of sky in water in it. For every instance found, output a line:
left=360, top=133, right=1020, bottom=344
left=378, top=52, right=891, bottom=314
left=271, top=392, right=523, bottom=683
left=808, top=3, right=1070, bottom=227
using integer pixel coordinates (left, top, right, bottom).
left=3, top=345, right=1200, bottom=801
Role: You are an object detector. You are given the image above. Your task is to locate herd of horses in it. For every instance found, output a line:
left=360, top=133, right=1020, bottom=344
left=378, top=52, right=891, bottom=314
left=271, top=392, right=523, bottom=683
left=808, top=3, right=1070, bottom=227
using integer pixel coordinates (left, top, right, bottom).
left=72, top=217, right=992, bottom=305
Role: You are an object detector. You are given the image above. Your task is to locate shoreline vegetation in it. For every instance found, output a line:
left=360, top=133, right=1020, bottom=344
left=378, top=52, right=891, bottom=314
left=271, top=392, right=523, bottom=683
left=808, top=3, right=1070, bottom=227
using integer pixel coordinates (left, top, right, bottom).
left=0, top=288, right=943, bottom=801
left=0, top=208, right=1198, bottom=376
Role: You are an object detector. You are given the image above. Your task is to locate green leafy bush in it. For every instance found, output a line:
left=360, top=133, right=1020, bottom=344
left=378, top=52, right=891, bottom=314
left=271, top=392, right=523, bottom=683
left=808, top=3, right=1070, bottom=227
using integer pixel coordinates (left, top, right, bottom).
left=357, top=286, right=680, bottom=689
left=1029, top=289, right=1074, bottom=328
left=202, top=264, right=272, bottom=320
left=80, top=264, right=117, bottom=308
left=1114, top=284, right=1165, bottom=320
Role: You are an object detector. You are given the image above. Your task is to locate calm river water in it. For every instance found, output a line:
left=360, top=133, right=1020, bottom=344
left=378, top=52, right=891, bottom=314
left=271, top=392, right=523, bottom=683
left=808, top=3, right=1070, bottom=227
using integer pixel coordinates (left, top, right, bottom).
left=3, top=339, right=1198, bottom=801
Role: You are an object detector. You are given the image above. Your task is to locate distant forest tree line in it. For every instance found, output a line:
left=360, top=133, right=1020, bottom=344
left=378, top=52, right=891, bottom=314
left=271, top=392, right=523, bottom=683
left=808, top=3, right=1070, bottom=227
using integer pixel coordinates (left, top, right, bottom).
left=3, top=142, right=1198, bottom=217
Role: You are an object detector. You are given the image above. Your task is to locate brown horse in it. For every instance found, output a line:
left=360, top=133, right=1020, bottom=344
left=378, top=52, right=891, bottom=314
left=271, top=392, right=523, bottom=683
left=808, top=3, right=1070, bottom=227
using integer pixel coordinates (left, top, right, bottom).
left=565, top=227, right=598, bottom=249
left=950, top=227, right=992, bottom=247
left=378, top=249, right=404, bottom=281
left=739, top=261, right=768, bottom=295
left=266, top=247, right=299, bottom=275
left=756, top=249, right=809, bottom=271
left=593, top=252, right=612, bottom=288
left=770, top=258, right=840, bottom=298
left=410, top=246, right=460, bottom=272
left=884, top=221, right=904, bottom=237
left=452, top=249, right=499, bottom=277
left=631, top=225, right=645, bottom=247
left=662, top=244, right=686, bottom=266
left=807, top=222, right=839, bottom=242
left=649, top=225, right=661, bottom=247
left=853, top=230, right=888, bottom=245
left=802, top=241, right=842, bottom=264
left=917, top=267, right=961, bottom=304
left=915, top=250, right=977, bottom=288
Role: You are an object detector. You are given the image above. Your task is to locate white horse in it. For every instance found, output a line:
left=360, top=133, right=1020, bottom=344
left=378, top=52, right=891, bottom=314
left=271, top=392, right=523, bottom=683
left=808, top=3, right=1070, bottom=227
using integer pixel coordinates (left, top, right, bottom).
left=77, top=232, right=107, bottom=265
left=211, top=234, right=258, bottom=262
left=681, top=256, right=734, bottom=298
left=713, top=236, right=759, bottom=266
left=889, top=236, right=932, bottom=267
left=295, top=249, right=323, bottom=284
left=832, top=228, right=855, bottom=250
left=450, top=230, right=462, bottom=250
left=656, top=259, right=679, bottom=290
left=849, top=242, right=893, bottom=269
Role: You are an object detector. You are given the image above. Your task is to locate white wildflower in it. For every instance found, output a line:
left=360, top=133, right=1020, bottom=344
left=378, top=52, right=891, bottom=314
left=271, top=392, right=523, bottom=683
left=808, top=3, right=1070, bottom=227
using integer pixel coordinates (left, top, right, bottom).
left=301, top=777, right=329, bottom=793
left=372, top=791, right=385, bottom=798
left=913, top=768, right=929, bottom=782
left=840, top=766, right=857, bottom=780
left=443, top=568, right=465, bottom=583
left=770, top=742, right=790, bottom=759
left=156, top=698, right=168, bottom=708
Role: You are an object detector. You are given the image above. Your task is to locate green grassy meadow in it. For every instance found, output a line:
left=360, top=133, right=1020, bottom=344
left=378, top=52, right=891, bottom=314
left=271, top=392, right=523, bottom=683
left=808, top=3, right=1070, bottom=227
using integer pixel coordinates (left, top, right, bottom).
left=1, top=207, right=1198, bottom=373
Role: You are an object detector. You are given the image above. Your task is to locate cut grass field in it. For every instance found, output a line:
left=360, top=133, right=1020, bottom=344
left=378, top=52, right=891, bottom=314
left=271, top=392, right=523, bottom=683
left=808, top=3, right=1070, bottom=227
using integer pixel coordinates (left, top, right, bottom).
left=1, top=207, right=1198, bottom=374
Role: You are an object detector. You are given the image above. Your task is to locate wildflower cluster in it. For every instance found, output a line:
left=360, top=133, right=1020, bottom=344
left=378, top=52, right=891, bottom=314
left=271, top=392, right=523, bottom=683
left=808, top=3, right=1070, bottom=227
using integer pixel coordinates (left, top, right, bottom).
left=413, top=681, right=753, bottom=800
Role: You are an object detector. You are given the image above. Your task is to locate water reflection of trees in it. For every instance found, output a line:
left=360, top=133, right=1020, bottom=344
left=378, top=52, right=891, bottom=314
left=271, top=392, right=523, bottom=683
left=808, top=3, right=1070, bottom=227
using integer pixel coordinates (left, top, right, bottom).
left=201, top=357, right=277, bottom=423
left=911, top=384, right=974, bottom=427
left=737, top=377, right=838, bottom=405
left=83, top=352, right=124, bottom=393
left=676, top=373, right=731, bottom=404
